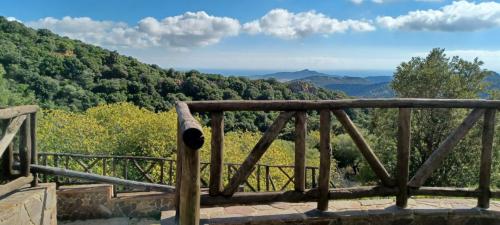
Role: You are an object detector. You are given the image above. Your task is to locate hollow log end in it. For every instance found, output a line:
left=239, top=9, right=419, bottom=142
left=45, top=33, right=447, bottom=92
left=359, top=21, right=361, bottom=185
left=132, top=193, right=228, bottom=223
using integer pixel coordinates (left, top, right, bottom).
left=182, top=128, right=205, bottom=150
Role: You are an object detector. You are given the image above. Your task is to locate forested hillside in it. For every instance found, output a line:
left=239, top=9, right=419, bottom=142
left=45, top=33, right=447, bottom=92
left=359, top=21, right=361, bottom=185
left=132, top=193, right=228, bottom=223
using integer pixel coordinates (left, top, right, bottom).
left=0, top=17, right=343, bottom=112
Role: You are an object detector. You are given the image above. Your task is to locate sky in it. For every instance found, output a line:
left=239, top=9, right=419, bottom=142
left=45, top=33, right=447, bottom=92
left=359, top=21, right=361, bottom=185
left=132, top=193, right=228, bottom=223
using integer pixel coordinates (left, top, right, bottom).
left=2, top=0, right=500, bottom=74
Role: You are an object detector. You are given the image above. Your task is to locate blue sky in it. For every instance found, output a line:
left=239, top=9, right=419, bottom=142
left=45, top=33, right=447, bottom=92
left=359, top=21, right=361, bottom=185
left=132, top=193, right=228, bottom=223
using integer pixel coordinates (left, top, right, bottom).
left=2, top=0, right=500, bottom=74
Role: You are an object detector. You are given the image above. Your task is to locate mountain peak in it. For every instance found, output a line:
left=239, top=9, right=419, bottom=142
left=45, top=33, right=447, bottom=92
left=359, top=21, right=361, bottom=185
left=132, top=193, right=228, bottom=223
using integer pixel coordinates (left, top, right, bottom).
left=252, top=69, right=334, bottom=81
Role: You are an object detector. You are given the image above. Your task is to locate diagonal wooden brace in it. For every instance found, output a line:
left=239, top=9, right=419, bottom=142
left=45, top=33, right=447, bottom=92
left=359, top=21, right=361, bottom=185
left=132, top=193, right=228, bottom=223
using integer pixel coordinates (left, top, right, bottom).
left=332, top=110, right=394, bottom=187
left=222, top=111, right=295, bottom=196
left=408, top=108, right=485, bottom=188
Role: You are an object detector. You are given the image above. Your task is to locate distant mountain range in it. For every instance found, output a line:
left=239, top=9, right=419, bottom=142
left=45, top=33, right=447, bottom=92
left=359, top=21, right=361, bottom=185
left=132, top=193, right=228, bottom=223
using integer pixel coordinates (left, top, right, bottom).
left=251, top=69, right=500, bottom=98
left=251, top=69, right=393, bottom=97
left=250, top=69, right=336, bottom=81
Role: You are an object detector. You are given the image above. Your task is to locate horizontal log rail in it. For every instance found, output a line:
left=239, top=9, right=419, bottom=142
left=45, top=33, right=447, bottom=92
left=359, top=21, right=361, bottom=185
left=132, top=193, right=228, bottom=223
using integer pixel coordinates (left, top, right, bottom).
left=30, top=164, right=175, bottom=193
left=31, top=152, right=321, bottom=193
left=34, top=153, right=178, bottom=193
left=174, top=99, right=500, bottom=225
left=186, top=99, right=500, bottom=112
left=27, top=152, right=483, bottom=198
left=0, top=105, right=38, bottom=119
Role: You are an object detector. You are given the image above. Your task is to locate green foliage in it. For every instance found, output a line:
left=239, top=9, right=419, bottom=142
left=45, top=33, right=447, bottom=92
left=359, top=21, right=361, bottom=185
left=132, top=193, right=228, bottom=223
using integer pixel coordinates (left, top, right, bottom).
left=0, top=64, right=36, bottom=106
left=0, top=17, right=344, bottom=132
left=38, top=103, right=178, bottom=158
left=391, top=48, right=489, bottom=98
left=37, top=103, right=321, bottom=190
left=332, top=134, right=362, bottom=173
left=364, top=48, right=499, bottom=187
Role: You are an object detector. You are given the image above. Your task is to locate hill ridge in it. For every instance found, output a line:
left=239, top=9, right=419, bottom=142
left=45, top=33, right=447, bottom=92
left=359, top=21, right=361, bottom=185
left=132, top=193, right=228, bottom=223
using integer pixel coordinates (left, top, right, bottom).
left=0, top=16, right=344, bottom=113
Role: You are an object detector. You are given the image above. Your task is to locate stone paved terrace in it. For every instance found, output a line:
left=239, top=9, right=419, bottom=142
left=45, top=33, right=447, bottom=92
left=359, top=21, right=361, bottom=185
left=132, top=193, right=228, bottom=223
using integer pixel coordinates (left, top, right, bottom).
left=162, top=198, right=500, bottom=225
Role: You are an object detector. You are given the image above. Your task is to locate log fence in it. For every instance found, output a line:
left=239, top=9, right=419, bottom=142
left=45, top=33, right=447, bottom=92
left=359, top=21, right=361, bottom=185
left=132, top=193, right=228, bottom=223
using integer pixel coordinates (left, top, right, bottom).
left=1, top=99, right=499, bottom=225
left=176, top=99, right=500, bottom=225
left=23, top=152, right=321, bottom=194
left=1, top=106, right=175, bottom=196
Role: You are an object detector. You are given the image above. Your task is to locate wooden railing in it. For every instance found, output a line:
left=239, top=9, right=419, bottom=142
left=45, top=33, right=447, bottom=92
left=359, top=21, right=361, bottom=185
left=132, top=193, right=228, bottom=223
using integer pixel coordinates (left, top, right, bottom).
left=32, top=153, right=176, bottom=195
left=0, top=105, right=38, bottom=197
left=175, top=99, right=500, bottom=225
left=33, top=153, right=323, bottom=193
left=1, top=106, right=175, bottom=195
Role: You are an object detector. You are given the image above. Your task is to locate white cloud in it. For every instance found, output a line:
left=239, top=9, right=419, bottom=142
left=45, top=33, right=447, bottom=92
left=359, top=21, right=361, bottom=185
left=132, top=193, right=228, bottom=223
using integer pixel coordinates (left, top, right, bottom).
left=6, top=17, right=21, bottom=22
left=242, top=9, right=375, bottom=39
left=137, top=12, right=240, bottom=48
left=415, top=0, right=443, bottom=2
left=27, top=17, right=151, bottom=48
left=26, top=12, right=240, bottom=49
left=377, top=1, right=500, bottom=31
left=350, top=0, right=364, bottom=5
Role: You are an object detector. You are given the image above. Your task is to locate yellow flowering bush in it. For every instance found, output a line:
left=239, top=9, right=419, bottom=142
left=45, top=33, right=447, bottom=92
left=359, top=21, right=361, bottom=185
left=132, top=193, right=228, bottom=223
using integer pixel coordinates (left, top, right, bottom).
left=37, top=103, right=322, bottom=190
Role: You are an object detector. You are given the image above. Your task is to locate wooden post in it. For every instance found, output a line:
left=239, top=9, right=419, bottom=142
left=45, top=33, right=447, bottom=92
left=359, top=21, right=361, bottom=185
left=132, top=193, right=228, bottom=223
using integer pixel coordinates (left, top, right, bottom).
left=42, top=154, right=48, bottom=182
left=54, top=155, right=59, bottom=187
left=65, top=155, right=70, bottom=183
left=294, top=111, right=307, bottom=192
left=103, top=158, right=107, bottom=176
left=317, top=110, right=331, bottom=211
left=175, top=119, right=183, bottom=221
left=175, top=102, right=204, bottom=225
left=478, top=109, right=496, bottom=209
left=1, top=120, right=12, bottom=179
left=179, top=142, right=200, bottom=225
left=227, top=164, right=232, bottom=185
left=256, top=165, right=261, bottom=191
left=209, top=111, right=224, bottom=196
left=332, top=110, right=394, bottom=187
left=124, top=158, right=128, bottom=180
left=30, top=113, right=38, bottom=187
left=111, top=157, right=116, bottom=195
left=312, top=168, right=317, bottom=188
left=265, top=165, right=270, bottom=191
left=396, top=108, right=411, bottom=208
left=19, top=115, right=31, bottom=177
left=408, top=108, right=485, bottom=187
left=169, top=160, right=174, bottom=185
left=160, top=159, right=165, bottom=184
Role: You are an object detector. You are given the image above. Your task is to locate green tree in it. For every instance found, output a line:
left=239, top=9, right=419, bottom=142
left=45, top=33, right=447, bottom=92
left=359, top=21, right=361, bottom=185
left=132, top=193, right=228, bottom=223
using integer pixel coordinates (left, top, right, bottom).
left=332, top=134, right=362, bottom=174
left=367, top=48, right=493, bottom=187
left=0, top=64, right=35, bottom=106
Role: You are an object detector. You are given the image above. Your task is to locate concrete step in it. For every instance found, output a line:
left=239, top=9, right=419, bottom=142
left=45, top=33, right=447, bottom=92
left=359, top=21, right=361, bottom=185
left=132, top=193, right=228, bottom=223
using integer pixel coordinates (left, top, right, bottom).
left=161, top=198, right=500, bottom=225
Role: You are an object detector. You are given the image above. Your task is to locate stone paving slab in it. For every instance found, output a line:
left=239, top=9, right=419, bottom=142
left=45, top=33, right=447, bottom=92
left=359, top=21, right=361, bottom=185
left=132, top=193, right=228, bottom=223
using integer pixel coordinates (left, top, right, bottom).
left=161, top=198, right=500, bottom=225
left=59, top=217, right=160, bottom=225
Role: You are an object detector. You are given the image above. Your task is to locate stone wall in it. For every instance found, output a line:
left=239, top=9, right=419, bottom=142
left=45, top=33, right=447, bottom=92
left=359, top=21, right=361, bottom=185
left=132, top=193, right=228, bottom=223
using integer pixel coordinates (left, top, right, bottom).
left=0, top=183, right=57, bottom=225
left=56, top=184, right=175, bottom=220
